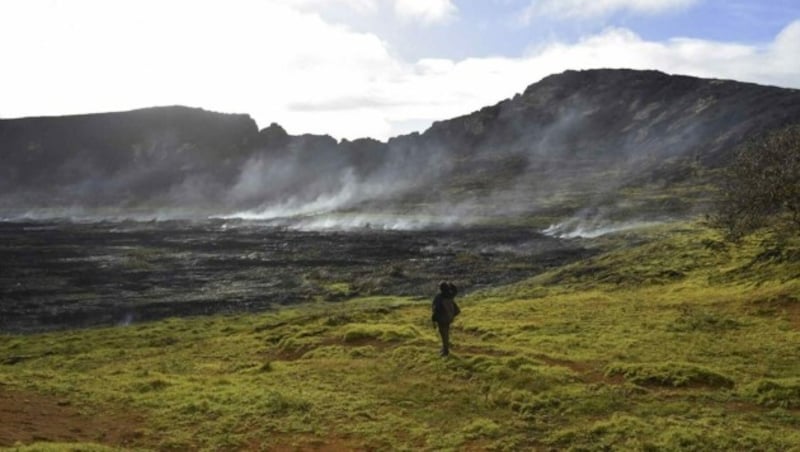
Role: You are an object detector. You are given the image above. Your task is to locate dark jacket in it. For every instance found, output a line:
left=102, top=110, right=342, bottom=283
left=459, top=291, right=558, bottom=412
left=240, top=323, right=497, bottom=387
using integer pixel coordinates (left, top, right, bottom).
left=432, top=284, right=460, bottom=325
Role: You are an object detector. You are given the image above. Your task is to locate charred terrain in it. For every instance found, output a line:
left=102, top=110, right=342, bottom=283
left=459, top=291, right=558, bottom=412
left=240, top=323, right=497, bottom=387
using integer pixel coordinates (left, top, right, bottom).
left=0, top=220, right=590, bottom=333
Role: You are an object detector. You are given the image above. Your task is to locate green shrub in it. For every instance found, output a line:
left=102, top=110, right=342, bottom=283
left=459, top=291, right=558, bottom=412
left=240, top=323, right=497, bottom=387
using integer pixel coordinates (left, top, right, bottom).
left=133, top=377, right=171, bottom=393
left=605, top=362, right=734, bottom=388
left=462, top=418, right=501, bottom=439
left=667, top=309, right=743, bottom=332
left=711, top=124, right=800, bottom=240
left=746, top=378, right=800, bottom=408
left=342, top=324, right=419, bottom=343
left=260, top=390, right=312, bottom=416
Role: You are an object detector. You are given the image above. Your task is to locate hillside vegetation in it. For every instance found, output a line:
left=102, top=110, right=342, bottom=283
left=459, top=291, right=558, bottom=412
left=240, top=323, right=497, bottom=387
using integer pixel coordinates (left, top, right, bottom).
left=2, top=222, right=799, bottom=451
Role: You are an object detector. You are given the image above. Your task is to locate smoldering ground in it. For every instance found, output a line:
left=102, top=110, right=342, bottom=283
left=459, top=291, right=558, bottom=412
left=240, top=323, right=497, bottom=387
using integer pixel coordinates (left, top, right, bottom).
left=0, top=220, right=592, bottom=333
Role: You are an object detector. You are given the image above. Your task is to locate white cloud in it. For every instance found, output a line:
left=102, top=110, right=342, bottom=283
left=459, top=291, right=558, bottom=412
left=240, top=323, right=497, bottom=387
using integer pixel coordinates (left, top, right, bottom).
left=284, top=22, right=800, bottom=139
left=282, top=0, right=378, bottom=14
left=278, top=0, right=459, bottom=23
left=392, top=0, right=457, bottom=24
left=0, top=0, right=399, bottom=138
left=521, top=0, right=698, bottom=21
left=520, top=25, right=800, bottom=87
left=0, top=0, right=798, bottom=141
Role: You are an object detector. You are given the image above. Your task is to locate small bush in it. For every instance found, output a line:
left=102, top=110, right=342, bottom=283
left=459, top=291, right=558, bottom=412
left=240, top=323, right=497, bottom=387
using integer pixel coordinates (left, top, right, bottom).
left=324, top=313, right=353, bottom=326
left=711, top=124, right=800, bottom=240
left=462, top=418, right=502, bottom=439
left=605, top=362, right=734, bottom=388
left=342, top=328, right=381, bottom=343
left=342, top=324, right=419, bottom=343
left=133, top=378, right=171, bottom=393
left=667, top=309, right=742, bottom=332
left=746, top=378, right=800, bottom=408
left=261, top=390, right=312, bottom=416
left=516, top=392, right=563, bottom=414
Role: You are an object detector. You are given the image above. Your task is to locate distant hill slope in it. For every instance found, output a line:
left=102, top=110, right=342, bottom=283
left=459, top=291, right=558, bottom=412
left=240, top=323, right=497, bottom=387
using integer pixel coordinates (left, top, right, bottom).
left=1, top=69, right=799, bottom=221
left=0, top=106, right=259, bottom=209
left=425, top=69, right=800, bottom=165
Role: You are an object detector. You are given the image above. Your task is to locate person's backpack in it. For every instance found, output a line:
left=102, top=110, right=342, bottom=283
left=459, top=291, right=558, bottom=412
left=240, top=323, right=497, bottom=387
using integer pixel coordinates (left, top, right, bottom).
left=448, top=283, right=461, bottom=318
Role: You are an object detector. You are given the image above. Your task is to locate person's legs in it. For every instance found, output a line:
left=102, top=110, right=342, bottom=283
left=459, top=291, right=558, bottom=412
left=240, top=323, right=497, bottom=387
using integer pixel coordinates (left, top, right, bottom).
left=437, top=322, right=450, bottom=356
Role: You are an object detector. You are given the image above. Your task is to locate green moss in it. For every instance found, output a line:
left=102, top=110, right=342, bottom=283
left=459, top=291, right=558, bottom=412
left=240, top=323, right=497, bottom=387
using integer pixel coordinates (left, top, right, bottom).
left=605, top=362, right=734, bottom=388
left=342, top=323, right=420, bottom=343
left=745, top=378, right=800, bottom=409
left=4, top=443, right=121, bottom=452
left=462, top=418, right=502, bottom=439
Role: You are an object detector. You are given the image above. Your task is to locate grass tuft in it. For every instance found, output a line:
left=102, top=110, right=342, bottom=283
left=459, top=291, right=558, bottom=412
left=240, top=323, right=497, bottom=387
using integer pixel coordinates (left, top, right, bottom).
left=745, top=378, right=800, bottom=408
left=605, top=362, right=735, bottom=388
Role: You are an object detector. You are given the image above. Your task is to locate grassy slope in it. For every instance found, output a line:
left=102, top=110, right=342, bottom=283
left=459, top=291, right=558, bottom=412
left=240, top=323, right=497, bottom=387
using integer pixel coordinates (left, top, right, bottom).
left=2, top=222, right=800, bottom=451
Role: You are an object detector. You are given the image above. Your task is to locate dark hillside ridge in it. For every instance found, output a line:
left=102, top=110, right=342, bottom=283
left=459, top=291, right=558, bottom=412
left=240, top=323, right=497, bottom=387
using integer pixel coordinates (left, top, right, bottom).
left=1, top=69, right=799, bottom=218
left=0, top=107, right=259, bottom=207
left=418, top=69, right=800, bottom=167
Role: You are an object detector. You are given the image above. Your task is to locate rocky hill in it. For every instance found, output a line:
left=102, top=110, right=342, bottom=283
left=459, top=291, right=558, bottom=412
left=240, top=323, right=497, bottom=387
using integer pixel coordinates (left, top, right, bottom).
left=0, top=107, right=258, bottom=209
left=1, top=69, right=799, bottom=222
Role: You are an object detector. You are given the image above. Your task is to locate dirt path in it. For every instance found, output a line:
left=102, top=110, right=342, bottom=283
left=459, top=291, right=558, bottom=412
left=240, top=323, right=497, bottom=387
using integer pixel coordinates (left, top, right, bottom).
left=0, top=386, right=143, bottom=448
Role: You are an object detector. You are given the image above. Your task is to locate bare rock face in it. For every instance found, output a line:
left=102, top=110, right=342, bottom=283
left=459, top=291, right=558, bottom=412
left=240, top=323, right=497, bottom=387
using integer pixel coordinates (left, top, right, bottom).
left=1, top=69, right=799, bottom=217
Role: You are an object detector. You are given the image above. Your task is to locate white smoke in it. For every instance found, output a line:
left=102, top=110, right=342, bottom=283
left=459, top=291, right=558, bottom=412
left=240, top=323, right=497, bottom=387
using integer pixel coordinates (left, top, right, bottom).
left=543, top=217, right=662, bottom=238
left=288, top=213, right=464, bottom=231
left=119, top=312, right=135, bottom=327
left=221, top=168, right=365, bottom=220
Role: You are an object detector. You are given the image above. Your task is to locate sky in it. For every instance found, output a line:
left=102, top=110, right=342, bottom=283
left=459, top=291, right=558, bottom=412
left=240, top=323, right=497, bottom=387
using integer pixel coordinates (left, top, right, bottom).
left=1, top=0, right=799, bottom=140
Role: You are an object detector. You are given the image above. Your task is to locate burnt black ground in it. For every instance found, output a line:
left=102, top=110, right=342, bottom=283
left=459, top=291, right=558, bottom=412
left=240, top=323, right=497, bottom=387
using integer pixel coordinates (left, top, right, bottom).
left=0, top=220, right=592, bottom=333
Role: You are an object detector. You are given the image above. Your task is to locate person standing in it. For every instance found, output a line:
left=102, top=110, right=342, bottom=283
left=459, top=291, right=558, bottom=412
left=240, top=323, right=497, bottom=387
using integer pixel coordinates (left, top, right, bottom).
left=432, top=281, right=460, bottom=356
